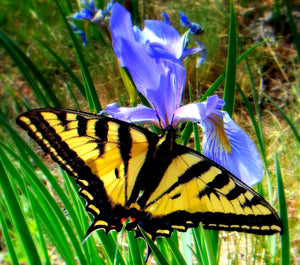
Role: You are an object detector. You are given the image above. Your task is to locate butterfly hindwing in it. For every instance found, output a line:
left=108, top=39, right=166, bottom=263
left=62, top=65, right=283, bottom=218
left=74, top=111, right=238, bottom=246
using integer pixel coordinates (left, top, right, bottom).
left=17, top=108, right=159, bottom=235
left=17, top=108, right=283, bottom=240
left=134, top=142, right=283, bottom=238
left=122, top=129, right=283, bottom=239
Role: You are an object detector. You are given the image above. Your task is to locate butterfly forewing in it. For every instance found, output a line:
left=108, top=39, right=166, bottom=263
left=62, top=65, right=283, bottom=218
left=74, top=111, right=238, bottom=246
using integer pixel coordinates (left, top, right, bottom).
left=17, top=108, right=158, bottom=235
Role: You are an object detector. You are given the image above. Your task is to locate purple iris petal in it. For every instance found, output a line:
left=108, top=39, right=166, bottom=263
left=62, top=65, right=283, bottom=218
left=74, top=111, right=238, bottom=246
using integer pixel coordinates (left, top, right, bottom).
left=161, top=13, right=171, bottom=25
left=85, top=0, right=95, bottom=11
left=110, top=3, right=136, bottom=66
left=103, top=103, right=160, bottom=126
left=180, top=12, right=203, bottom=34
left=70, top=23, right=87, bottom=46
left=74, top=8, right=93, bottom=20
left=110, top=3, right=202, bottom=64
left=142, top=20, right=184, bottom=58
left=117, top=37, right=186, bottom=128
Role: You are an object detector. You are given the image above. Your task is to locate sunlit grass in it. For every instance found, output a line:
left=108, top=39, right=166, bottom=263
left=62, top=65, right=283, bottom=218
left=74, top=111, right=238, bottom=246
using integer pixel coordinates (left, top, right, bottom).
left=0, top=0, right=299, bottom=264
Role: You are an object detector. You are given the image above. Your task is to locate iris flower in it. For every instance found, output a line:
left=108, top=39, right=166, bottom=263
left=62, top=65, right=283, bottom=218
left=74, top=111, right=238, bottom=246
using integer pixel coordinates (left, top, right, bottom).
left=70, top=0, right=116, bottom=46
left=73, top=0, right=115, bottom=24
left=104, top=3, right=263, bottom=186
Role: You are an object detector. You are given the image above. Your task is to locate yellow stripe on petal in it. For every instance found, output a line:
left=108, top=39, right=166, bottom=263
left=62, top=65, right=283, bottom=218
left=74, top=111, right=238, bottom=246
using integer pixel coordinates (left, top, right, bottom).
left=209, top=114, right=231, bottom=153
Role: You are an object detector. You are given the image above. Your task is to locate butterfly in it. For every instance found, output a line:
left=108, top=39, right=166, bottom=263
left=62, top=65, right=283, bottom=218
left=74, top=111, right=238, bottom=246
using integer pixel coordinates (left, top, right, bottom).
left=17, top=108, right=283, bottom=240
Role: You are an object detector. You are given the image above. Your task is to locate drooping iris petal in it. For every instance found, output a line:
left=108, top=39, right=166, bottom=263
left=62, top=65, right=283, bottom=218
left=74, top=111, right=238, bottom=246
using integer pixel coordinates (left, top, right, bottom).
left=196, top=96, right=263, bottom=186
left=103, top=103, right=160, bottom=126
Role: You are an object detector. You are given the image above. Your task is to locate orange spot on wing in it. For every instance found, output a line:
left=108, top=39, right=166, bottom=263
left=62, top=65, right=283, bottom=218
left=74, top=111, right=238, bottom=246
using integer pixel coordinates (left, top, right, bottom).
left=129, top=217, right=136, bottom=222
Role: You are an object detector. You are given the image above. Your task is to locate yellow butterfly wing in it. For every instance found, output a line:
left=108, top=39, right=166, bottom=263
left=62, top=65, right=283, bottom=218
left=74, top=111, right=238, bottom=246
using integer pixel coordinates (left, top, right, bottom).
left=17, top=108, right=159, bottom=235
left=131, top=134, right=283, bottom=238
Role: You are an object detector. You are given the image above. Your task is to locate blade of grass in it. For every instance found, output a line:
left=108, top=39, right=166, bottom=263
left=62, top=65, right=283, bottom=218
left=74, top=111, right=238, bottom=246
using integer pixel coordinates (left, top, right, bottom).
left=60, top=73, right=81, bottom=110
left=200, top=39, right=268, bottom=102
left=237, top=85, right=272, bottom=201
left=237, top=36, right=265, bottom=149
left=275, top=152, right=290, bottom=265
left=0, top=209, right=20, bottom=265
left=26, top=187, right=51, bottom=265
left=0, top=143, right=79, bottom=264
left=192, top=226, right=209, bottom=265
left=0, top=151, right=43, bottom=265
left=0, top=31, right=50, bottom=107
left=223, top=0, right=237, bottom=116
left=166, top=237, right=188, bottom=265
left=127, top=230, right=144, bottom=265
left=119, top=66, right=138, bottom=106
left=139, top=228, right=169, bottom=265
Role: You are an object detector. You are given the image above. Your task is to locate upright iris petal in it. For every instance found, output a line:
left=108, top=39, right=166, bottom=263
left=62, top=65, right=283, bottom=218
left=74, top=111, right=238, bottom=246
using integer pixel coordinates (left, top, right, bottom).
left=109, top=3, right=186, bottom=128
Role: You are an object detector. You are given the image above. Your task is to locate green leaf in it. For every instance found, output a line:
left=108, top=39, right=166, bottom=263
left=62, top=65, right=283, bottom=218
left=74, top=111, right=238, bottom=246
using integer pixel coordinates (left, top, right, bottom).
left=0, top=149, right=43, bottom=265
left=139, top=228, right=169, bottom=265
left=0, top=209, right=19, bottom=265
left=275, top=152, right=290, bottom=265
left=223, top=0, right=237, bottom=116
left=201, top=40, right=268, bottom=102
left=119, top=66, right=138, bottom=106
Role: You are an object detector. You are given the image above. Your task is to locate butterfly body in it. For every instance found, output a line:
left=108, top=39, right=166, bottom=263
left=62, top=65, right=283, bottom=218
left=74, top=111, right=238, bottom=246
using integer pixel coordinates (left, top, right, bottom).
left=17, top=108, right=283, bottom=240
